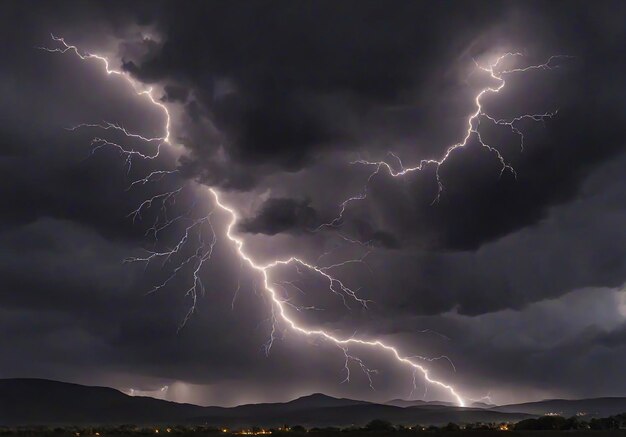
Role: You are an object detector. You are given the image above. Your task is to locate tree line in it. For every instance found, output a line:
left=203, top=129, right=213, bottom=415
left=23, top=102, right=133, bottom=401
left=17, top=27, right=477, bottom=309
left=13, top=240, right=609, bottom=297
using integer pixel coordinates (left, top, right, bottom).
left=1, top=413, right=625, bottom=436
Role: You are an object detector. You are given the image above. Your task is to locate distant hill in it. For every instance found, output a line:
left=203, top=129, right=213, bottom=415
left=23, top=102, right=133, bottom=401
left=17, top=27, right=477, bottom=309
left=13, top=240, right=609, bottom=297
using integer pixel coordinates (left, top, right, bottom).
left=0, top=379, right=527, bottom=427
left=493, top=398, right=626, bottom=417
left=385, top=399, right=497, bottom=410
left=0, top=378, right=218, bottom=425
left=228, top=392, right=371, bottom=416
left=385, top=399, right=456, bottom=408
left=1, top=378, right=623, bottom=427
left=470, top=402, right=496, bottom=409
left=197, top=403, right=530, bottom=428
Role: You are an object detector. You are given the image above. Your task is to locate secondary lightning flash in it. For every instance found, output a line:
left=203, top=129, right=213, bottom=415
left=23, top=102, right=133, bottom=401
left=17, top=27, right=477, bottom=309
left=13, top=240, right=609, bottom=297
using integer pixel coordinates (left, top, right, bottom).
left=317, top=53, right=570, bottom=230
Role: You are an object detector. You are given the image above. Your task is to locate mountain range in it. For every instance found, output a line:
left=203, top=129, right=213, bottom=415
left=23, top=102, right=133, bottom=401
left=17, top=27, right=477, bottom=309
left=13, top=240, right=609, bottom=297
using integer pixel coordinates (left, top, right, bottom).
left=1, top=379, right=625, bottom=427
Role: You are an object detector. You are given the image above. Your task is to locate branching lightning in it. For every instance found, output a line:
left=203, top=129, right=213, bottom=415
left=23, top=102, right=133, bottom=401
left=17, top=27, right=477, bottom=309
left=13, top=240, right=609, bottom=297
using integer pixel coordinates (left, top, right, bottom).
left=317, top=52, right=571, bottom=230
left=469, top=392, right=494, bottom=405
left=40, top=36, right=566, bottom=408
left=39, top=35, right=172, bottom=172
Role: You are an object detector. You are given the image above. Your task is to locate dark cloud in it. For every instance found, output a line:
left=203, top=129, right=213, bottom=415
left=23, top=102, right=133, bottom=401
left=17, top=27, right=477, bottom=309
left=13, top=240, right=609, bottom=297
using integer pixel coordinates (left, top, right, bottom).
left=119, top=1, right=504, bottom=183
left=352, top=51, right=626, bottom=251
left=239, top=197, right=317, bottom=235
left=359, top=149, right=626, bottom=318
left=161, top=84, right=189, bottom=103
left=341, top=218, right=401, bottom=249
left=114, top=0, right=626, bottom=255
left=0, top=0, right=625, bottom=408
left=178, top=153, right=261, bottom=191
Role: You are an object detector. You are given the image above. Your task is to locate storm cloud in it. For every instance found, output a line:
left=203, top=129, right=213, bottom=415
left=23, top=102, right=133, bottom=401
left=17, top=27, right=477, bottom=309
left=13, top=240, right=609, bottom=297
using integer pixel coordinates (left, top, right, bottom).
left=0, top=0, right=625, bottom=407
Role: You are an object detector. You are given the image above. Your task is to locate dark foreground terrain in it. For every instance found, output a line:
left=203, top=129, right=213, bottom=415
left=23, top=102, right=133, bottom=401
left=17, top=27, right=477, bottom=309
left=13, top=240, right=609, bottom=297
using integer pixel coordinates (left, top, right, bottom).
left=1, top=379, right=626, bottom=431
left=1, top=429, right=626, bottom=437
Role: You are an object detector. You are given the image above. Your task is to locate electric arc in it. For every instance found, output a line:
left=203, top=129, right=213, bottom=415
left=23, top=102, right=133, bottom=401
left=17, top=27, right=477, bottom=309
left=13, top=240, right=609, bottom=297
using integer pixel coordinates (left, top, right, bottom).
left=317, top=52, right=570, bottom=230
left=40, top=35, right=566, bottom=407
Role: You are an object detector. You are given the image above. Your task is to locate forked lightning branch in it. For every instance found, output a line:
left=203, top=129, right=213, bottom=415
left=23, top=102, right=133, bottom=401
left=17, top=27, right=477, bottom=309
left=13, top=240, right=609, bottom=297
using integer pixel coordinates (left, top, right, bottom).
left=40, top=34, right=567, bottom=407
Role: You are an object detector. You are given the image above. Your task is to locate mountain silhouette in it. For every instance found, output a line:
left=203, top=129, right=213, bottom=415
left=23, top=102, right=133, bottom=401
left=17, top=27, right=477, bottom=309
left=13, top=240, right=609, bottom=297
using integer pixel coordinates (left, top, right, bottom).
left=1, top=379, right=624, bottom=427
left=493, top=397, right=626, bottom=417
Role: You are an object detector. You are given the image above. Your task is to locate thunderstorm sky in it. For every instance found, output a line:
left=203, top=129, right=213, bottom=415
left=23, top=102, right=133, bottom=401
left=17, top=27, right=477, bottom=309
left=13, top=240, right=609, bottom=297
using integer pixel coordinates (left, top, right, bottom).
left=1, top=1, right=626, bottom=407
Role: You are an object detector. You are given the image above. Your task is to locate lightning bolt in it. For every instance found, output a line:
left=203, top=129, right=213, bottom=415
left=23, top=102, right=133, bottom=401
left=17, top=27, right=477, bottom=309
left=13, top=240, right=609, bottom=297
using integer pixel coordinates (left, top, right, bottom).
left=39, top=35, right=172, bottom=171
left=469, top=391, right=494, bottom=405
left=209, top=188, right=464, bottom=405
left=37, top=36, right=567, bottom=409
left=317, top=52, right=571, bottom=230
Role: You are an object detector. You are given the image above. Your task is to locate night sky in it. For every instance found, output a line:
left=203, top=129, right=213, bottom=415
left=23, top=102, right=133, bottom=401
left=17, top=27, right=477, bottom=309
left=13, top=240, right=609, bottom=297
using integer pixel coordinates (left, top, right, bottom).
left=1, top=1, right=625, bottom=407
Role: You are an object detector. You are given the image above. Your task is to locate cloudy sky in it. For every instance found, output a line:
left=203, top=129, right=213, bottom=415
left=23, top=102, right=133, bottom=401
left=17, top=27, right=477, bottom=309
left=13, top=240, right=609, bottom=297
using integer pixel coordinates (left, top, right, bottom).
left=1, top=1, right=625, bottom=407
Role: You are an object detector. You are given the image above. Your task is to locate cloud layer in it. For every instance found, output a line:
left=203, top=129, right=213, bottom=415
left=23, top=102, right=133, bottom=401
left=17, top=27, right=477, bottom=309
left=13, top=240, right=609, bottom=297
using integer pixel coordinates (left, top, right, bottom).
left=0, top=0, right=625, bottom=406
